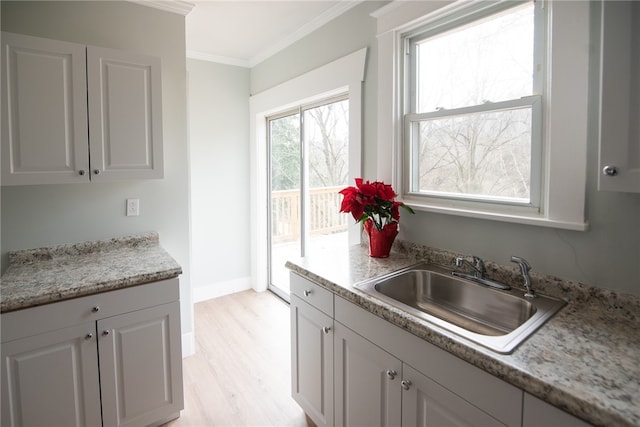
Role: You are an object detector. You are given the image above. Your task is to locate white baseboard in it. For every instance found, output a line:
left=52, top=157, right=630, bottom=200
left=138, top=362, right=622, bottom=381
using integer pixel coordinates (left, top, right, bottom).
left=182, top=331, right=195, bottom=358
left=192, top=276, right=252, bottom=303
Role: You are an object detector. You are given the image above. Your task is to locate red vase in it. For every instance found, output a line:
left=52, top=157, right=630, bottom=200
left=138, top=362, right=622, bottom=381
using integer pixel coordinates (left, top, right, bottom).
left=364, top=220, right=399, bottom=258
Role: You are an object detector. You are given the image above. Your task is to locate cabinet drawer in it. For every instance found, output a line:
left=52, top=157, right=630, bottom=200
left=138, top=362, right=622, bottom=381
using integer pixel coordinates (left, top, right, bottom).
left=1, top=278, right=180, bottom=343
left=290, top=273, right=333, bottom=317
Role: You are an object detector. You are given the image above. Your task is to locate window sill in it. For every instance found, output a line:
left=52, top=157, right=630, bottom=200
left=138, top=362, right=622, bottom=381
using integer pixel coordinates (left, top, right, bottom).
left=404, top=197, right=589, bottom=231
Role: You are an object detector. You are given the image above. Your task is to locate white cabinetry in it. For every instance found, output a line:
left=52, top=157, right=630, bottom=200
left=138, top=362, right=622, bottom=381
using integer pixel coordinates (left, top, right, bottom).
left=290, top=275, right=334, bottom=427
left=290, top=272, right=593, bottom=427
left=1, top=278, right=183, bottom=427
left=334, top=322, right=401, bottom=427
left=1, top=31, right=163, bottom=185
left=523, top=393, right=591, bottom=427
left=598, top=1, right=640, bottom=192
left=334, top=294, right=521, bottom=427
left=0, top=322, right=102, bottom=427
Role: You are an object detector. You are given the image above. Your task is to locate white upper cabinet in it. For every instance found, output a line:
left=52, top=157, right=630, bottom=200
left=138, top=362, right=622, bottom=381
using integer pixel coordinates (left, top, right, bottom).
left=1, top=32, right=163, bottom=185
left=598, top=1, right=640, bottom=193
left=1, top=32, right=90, bottom=185
left=87, top=46, right=163, bottom=182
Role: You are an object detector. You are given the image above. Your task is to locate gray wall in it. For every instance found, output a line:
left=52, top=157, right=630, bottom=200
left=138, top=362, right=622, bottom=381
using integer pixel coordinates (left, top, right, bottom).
left=0, top=2, right=193, bottom=332
left=187, top=58, right=251, bottom=292
left=250, top=1, right=640, bottom=295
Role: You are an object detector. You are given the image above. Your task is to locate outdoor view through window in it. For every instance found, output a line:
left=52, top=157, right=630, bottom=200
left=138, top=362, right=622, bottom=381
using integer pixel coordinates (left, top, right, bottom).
left=407, top=2, right=539, bottom=206
left=269, top=98, right=349, bottom=297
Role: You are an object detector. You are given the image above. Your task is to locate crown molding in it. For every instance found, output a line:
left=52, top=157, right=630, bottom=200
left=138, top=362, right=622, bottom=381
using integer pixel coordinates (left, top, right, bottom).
left=248, top=0, right=364, bottom=67
left=187, top=50, right=250, bottom=68
left=129, top=0, right=195, bottom=16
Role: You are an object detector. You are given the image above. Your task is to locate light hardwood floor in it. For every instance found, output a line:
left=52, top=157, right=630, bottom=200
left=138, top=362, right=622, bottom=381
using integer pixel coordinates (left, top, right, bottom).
left=164, top=290, right=312, bottom=427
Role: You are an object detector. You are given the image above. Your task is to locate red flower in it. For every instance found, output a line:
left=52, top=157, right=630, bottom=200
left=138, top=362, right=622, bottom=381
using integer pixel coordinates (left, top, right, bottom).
left=339, top=178, right=414, bottom=230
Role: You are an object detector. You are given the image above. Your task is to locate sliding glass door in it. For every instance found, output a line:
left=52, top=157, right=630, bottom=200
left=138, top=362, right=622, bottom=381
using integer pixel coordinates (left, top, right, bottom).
left=268, top=96, right=349, bottom=299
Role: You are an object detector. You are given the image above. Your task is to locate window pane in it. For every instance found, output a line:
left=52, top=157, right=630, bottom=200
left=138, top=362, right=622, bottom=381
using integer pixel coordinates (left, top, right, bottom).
left=269, top=113, right=300, bottom=295
left=416, top=3, right=534, bottom=113
left=303, top=99, right=349, bottom=253
left=416, top=107, right=532, bottom=202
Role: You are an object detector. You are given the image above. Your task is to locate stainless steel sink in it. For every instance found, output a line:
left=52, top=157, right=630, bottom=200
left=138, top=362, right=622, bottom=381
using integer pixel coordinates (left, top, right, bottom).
left=355, top=263, right=565, bottom=354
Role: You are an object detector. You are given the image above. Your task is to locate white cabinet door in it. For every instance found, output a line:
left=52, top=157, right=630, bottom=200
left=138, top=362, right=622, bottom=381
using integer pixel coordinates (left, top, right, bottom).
left=401, top=364, right=504, bottom=427
left=0, top=322, right=102, bottom=427
left=87, top=45, right=163, bottom=181
left=523, top=393, right=592, bottom=427
left=598, top=1, right=640, bottom=192
left=334, top=321, right=402, bottom=427
left=98, top=301, right=183, bottom=427
left=1, top=32, right=89, bottom=185
left=290, top=295, right=334, bottom=427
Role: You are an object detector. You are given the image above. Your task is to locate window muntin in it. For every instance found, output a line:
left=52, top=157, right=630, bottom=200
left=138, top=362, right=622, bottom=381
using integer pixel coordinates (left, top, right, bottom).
left=404, top=1, right=542, bottom=209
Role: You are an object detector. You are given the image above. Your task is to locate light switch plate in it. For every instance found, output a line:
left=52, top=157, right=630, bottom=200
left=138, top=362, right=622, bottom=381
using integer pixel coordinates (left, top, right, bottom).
left=126, top=199, right=140, bottom=217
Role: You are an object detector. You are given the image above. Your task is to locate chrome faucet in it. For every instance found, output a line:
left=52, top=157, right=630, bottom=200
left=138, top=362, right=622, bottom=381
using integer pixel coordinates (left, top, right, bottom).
left=455, top=255, right=486, bottom=279
left=511, top=256, right=536, bottom=298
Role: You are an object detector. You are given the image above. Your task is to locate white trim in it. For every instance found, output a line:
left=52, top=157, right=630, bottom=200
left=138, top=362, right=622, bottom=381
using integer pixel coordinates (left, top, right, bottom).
left=181, top=332, right=195, bottom=358
left=129, top=0, right=195, bottom=16
left=186, top=50, right=249, bottom=68
left=250, top=48, right=367, bottom=292
left=185, top=1, right=364, bottom=68
left=192, top=277, right=252, bottom=303
left=249, top=1, right=364, bottom=67
left=376, top=0, right=589, bottom=231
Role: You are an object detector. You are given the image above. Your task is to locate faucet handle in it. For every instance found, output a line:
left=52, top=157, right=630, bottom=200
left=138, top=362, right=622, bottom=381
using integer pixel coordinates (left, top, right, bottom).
left=472, top=256, right=485, bottom=271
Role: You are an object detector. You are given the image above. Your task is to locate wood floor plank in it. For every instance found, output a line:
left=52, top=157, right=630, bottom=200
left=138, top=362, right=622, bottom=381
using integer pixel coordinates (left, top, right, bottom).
left=164, top=290, right=312, bottom=427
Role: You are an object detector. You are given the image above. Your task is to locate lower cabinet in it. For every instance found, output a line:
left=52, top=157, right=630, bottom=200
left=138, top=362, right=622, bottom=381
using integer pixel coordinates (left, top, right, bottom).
left=290, top=272, right=594, bottom=427
left=523, top=393, right=591, bottom=427
left=0, top=322, right=103, bottom=427
left=334, top=322, right=401, bottom=427
left=1, top=278, right=183, bottom=427
left=290, top=294, right=334, bottom=427
left=401, top=363, right=504, bottom=427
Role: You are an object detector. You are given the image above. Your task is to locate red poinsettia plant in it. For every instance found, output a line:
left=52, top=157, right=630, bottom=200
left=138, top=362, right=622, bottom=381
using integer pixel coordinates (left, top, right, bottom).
left=339, top=178, right=414, bottom=231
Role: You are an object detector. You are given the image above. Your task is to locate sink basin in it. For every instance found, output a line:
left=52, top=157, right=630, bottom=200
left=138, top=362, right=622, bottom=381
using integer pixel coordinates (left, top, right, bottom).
left=355, top=263, right=565, bottom=353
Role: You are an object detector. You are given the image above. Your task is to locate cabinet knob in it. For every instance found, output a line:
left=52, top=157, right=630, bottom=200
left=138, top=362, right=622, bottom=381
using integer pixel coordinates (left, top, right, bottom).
left=85, top=333, right=93, bottom=340
left=303, top=290, right=312, bottom=297
left=93, top=169, right=101, bottom=175
left=102, top=330, right=110, bottom=336
left=322, top=326, right=331, bottom=334
left=401, top=380, right=412, bottom=391
left=386, top=370, right=397, bottom=380
left=92, top=306, right=100, bottom=313
left=602, top=165, right=618, bottom=176
left=78, top=170, right=86, bottom=176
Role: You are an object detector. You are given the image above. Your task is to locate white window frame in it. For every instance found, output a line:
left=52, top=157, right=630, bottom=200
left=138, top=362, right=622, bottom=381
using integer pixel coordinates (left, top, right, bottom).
left=250, top=48, right=367, bottom=292
left=374, top=0, right=589, bottom=230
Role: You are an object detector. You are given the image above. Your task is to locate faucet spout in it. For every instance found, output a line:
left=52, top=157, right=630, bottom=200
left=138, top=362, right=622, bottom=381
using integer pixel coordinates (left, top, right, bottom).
left=511, top=256, right=536, bottom=298
left=455, top=256, right=486, bottom=279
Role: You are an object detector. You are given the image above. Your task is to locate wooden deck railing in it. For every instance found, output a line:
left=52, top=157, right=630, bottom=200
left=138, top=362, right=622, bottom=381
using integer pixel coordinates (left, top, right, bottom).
left=271, top=186, right=348, bottom=243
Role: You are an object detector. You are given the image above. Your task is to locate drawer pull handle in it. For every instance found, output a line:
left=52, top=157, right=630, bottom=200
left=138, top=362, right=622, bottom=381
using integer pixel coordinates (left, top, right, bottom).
left=322, top=326, right=331, bottom=334
left=386, top=370, right=397, bottom=380
left=303, top=290, right=312, bottom=297
left=401, top=380, right=412, bottom=391
left=92, top=306, right=100, bottom=313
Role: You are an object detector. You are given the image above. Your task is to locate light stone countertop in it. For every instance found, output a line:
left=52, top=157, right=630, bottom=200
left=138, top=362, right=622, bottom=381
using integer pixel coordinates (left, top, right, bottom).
left=1, top=232, right=182, bottom=313
left=285, top=241, right=640, bottom=427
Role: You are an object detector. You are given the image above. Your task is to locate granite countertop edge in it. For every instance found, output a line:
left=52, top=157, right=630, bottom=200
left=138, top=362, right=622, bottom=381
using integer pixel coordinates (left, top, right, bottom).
left=1, top=232, right=183, bottom=313
left=285, top=242, right=640, bottom=427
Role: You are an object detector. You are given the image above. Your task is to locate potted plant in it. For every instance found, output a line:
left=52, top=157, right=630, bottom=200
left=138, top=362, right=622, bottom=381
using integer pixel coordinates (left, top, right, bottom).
left=339, top=178, right=414, bottom=257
